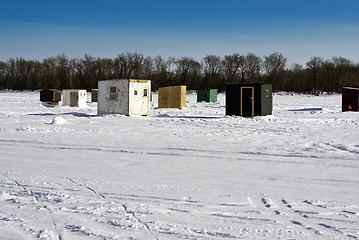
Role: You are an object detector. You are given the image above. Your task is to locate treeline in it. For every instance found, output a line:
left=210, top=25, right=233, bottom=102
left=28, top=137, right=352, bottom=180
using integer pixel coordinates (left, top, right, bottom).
left=0, top=52, right=358, bottom=93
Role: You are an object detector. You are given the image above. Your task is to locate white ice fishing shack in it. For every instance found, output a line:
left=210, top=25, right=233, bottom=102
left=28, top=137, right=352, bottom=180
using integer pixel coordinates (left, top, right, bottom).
left=98, top=79, right=151, bottom=116
left=62, top=89, right=87, bottom=107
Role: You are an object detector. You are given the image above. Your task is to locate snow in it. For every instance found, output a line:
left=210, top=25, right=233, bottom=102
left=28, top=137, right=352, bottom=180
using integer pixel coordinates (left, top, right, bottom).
left=0, top=90, right=359, bottom=240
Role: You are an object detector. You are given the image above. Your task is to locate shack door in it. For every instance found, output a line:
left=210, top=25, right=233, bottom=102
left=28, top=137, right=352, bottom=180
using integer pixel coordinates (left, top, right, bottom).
left=142, top=88, right=149, bottom=115
left=129, top=84, right=141, bottom=115
left=241, top=87, right=254, bottom=117
left=129, top=83, right=150, bottom=115
left=70, top=92, right=78, bottom=107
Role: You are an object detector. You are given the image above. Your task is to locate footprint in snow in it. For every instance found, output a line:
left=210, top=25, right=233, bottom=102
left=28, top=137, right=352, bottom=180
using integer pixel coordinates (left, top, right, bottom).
left=282, top=199, right=292, bottom=208
left=261, top=198, right=271, bottom=208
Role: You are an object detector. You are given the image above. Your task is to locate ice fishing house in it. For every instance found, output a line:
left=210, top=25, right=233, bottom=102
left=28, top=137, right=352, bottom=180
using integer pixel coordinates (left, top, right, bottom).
left=342, top=87, right=359, bottom=112
left=62, top=89, right=87, bottom=107
left=158, top=85, right=186, bottom=109
left=40, top=89, right=61, bottom=106
left=197, top=89, right=218, bottom=103
left=97, top=79, right=151, bottom=116
left=226, top=83, right=272, bottom=117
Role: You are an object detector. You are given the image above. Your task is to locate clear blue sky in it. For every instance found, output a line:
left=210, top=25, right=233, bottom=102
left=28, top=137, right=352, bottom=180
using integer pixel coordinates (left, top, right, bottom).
left=1, top=0, right=358, bottom=66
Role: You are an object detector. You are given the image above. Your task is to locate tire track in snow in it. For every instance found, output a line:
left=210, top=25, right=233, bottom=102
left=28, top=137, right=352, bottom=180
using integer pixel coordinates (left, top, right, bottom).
left=324, top=143, right=359, bottom=155
left=67, top=177, right=158, bottom=240
left=65, top=179, right=253, bottom=239
left=0, top=172, right=63, bottom=240
left=250, top=175, right=359, bottom=185
left=2, top=139, right=359, bottom=166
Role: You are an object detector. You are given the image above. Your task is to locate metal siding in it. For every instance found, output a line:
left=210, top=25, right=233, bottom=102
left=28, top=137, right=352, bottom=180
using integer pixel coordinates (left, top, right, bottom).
left=260, top=84, right=273, bottom=116
left=98, top=79, right=129, bottom=115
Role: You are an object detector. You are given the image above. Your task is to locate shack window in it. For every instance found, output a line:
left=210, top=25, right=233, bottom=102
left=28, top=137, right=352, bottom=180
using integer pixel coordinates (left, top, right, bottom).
left=134, top=90, right=138, bottom=95
left=110, top=87, right=117, bottom=100
left=265, top=89, right=269, bottom=98
left=144, top=89, right=148, bottom=97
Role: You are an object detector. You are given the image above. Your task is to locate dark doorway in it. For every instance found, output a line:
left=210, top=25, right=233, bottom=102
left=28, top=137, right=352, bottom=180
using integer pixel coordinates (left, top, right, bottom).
left=241, top=87, right=254, bottom=117
left=70, top=92, right=78, bottom=107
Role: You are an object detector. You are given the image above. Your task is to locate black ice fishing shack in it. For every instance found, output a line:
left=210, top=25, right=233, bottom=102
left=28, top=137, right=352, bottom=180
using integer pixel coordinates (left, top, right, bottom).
left=225, top=83, right=272, bottom=117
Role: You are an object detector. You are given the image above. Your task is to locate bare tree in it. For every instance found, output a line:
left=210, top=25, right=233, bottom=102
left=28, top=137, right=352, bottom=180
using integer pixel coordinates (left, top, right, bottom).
left=263, top=52, right=287, bottom=74
left=221, top=53, right=245, bottom=84
left=41, top=57, right=57, bottom=89
left=153, top=56, right=175, bottom=89
left=55, top=54, right=71, bottom=89
left=142, top=56, right=153, bottom=79
left=126, top=52, right=145, bottom=78
left=1, top=52, right=358, bottom=92
left=332, top=57, right=353, bottom=92
left=0, top=61, right=6, bottom=89
left=175, top=57, right=202, bottom=88
left=202, top=55, right=222, bottom=90
left=263, top=52, right=287, bottom=90
left=306, top=56, right=324, bottom=94
left=29, top=60, right=42, bottom=90
left=282, top=63, right=309, bottom=92
left=115, top=54, right=129, bottom=79
left=244, top=53, right=262, bottom=82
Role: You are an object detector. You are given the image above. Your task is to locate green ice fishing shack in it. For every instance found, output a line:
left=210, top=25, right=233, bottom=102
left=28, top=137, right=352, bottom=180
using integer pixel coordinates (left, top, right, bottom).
left=197, top=89, right=218, bottom=102
left=226, top=83, right=272, bottom=117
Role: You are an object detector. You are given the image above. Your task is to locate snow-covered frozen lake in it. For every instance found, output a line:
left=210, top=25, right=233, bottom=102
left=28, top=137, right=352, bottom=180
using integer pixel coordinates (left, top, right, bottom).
left=0, top=91, right=358, bottom=240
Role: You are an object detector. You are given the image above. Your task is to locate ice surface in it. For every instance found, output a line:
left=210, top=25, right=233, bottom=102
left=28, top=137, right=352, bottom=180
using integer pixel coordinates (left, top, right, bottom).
left=0, top=91, right=358, bottom=239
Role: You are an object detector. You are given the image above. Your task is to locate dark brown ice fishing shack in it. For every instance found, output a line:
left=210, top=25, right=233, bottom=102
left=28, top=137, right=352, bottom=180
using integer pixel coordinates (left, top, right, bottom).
left=342, top=87, right=359, bottom=112
left=40, top=89, right=61, bottom=106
